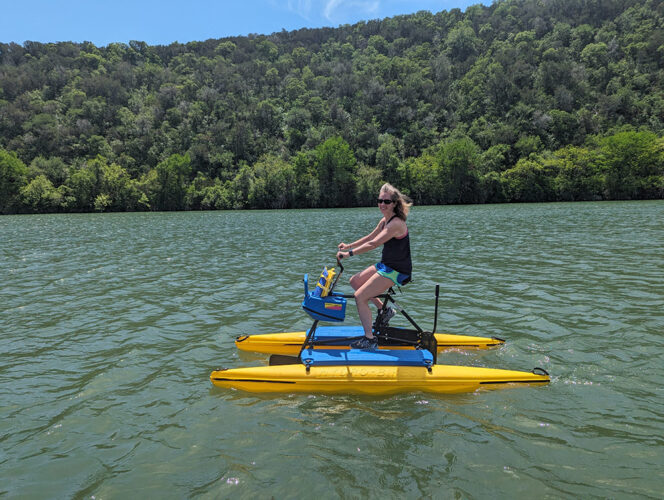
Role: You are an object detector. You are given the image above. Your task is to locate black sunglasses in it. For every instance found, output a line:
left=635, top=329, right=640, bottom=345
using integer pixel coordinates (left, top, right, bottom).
left=377, top=198, right=394, bottom=204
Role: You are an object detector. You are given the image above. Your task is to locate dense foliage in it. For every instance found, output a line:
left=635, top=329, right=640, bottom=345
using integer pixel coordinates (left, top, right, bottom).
left=1, top=0, right=663, bottom=213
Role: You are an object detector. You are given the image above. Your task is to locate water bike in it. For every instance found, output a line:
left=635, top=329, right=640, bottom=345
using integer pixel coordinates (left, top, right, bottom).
left=234, top=259, right=505, bottom=356
left=210, top=260, right=550, bottom=395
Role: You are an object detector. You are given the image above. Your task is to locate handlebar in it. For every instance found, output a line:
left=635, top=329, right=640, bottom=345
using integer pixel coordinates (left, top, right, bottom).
left=328, top=257, right=344, bottom=294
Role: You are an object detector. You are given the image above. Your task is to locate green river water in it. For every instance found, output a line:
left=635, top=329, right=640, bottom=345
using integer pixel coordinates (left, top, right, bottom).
left=2, top=201, right=663, bottom=498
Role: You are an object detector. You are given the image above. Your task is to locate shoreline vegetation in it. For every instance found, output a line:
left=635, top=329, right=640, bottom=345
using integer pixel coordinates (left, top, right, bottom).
left=1, top=0, right=663, bottom=214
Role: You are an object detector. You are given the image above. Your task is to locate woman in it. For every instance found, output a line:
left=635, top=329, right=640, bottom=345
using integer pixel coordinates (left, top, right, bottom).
left=336, top=183, right=412, bottom=349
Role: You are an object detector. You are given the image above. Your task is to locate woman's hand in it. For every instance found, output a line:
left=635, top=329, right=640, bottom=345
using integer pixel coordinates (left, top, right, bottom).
left=336, top=250, right=349, bottom=260
left=338, top=242, right=350, bottom=250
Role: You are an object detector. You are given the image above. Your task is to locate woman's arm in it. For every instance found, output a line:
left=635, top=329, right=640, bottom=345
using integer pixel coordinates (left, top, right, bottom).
left=337, top=219, right=405, bottom=259
left=338, top=219, right=384, bottom=251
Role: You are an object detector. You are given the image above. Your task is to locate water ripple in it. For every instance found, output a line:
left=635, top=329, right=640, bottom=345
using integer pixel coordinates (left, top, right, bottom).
left=2, top=201, right=663, bottom=497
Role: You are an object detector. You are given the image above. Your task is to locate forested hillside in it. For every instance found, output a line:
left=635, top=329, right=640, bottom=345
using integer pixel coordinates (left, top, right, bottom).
left=1, top=0, right=663, bottom=213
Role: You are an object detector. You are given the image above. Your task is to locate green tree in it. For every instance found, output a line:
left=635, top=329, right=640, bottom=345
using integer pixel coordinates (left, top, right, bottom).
left=20, top=174, right=68, bottom=212
left=68, top=160, right=101, bottom=211
left=22, top=113, right=60, bottom=158
left=135, top=169, right=159, bottom=211
left=228, top=164, right=254, bottom=209
left=314, top=137, right=357, bottom=207
left=399, top=152, right=440, bottom=205
left=437, top=137, right=480, bottom=204
left=285, top=107, right=312, bottom=152
left=292, top=151, right=320, bottom=208
left=551, top=145, right=603, bottom=201
left=99, top=160, right=140, bottom=211
left=29, top=156, right=68, bottom=186
left=480, top=144, right=510, bottom=174
left=248, top=155, right=295, bottom=209
left=479, top=171, right=506, bottom=203
left=254, top=100, right=282, bottom=136
left=185, top=172, right=214, bottom=210
left=375, top=136, right=402, bottom=185
left=355, top=165, right=384, bottom=206
left=94, top=193, right=112, bottom=212
left=515, top=135, right=543, bottom=158
left=155, top=153, right=192, bottom=210
left=595, top=130, right=663, bottom=199
left=446, top=21, right=480, bottom=63
left=501, top=156, right=555, bottom=202
left=0, top=149, right=29, bottom=213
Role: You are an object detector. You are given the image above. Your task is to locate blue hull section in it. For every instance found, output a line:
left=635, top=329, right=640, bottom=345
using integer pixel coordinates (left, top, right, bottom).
left=307, top=325, right=365, bottom=344
left=300, top=347, right=434, bottom=367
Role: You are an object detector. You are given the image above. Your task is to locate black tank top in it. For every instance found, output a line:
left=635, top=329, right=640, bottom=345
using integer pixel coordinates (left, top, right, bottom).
left=381, top=216, right=412, bottom=275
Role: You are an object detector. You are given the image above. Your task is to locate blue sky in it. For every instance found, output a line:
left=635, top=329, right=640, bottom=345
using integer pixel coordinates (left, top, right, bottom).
left=2, top=0, right=484, bottom=47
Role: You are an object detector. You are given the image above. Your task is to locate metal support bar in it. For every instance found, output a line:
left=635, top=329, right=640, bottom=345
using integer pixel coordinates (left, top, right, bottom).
left=432, top=284, right=440, bottom=333
left=300, top=319, right=319, bottom=357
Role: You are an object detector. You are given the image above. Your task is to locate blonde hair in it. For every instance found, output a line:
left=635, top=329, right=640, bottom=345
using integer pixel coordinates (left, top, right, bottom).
left=380, top=183, right=413, bottom=220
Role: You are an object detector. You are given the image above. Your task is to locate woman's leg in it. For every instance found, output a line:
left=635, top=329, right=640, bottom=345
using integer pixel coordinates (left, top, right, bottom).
left=349, top=266, right=384, bottom=310
left=354, top=273, right=393, bottom=338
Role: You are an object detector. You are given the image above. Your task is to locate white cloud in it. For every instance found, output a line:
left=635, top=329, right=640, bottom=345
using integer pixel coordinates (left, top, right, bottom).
left=287, top=0, right=314, bottom=19
left=323, top=0, right=381, bottom=22
left=276, top=0, right=384, bottom=23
